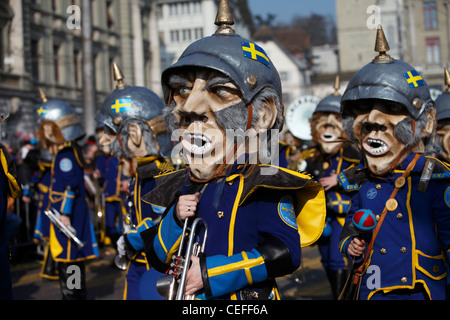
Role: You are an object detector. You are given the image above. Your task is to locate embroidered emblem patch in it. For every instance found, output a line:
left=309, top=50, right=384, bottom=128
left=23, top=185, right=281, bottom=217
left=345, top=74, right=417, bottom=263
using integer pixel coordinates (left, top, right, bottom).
left=445, top=187, right=450, bottom=209
left=367, top=188, right=377, bottom=200
left=278, top=196, right=297, bottom=229
left=59, top=158, right=73, bottom=172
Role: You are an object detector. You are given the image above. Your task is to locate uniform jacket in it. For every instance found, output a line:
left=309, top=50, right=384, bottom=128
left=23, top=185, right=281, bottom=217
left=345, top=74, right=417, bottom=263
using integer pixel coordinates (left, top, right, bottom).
left=33, top=161, right=52, bottom=241
left=48, top=142, right=99, bottom=262
left=140, top=163, right=326, bottom=300
left=303, top=144, right=361, bottom=222
left=124, top=156, right=173, bottom=265
left=339, top=153, right=450, bottom=300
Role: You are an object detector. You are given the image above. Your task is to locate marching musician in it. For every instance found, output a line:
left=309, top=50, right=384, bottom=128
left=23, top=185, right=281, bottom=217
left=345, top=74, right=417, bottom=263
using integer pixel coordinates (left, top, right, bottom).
left=36, top=90, right=99, bottom=300
left=139, top=0, right=326, bottom=300
left=301, top=76, right=361, bottom=299
left=338, top=27, right=450, bottom=300
left=95, top=63, right=173, bottom=300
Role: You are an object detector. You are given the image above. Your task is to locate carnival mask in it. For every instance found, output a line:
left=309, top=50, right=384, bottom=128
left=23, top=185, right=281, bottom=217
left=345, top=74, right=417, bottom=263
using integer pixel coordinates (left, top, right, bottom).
left=310, top=112, right=344, bottom=155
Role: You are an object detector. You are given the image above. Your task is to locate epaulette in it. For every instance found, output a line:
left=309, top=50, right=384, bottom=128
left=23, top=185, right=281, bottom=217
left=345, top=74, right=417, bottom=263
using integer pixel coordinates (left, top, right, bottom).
left=338, top=164, right=368, bottom=191
left=301, top=147, right=318, bottom=160
left=417, top=156, right=450, bottom=192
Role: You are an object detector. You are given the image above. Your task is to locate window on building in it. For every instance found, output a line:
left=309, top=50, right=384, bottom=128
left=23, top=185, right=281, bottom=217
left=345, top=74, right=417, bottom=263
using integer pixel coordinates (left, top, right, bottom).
left=31, top=39, right=40, bottom=81
left=53, top=44, right=60, bottom=84
left=425, top=37, right=441, bottom=65
left=169, top=3, right=178, bottom=16
left=170, top=30, right=179, bottom=42
left=424, top=1, right=438, bottom=30
left=74, top=49, right=80, bottom=87
left=194, top=28, right=203, bottom=40
left=280, top=71, right=290, bottom=82
left=182, top=29, right=191, bottom=42
left=193, top=1, right=201, bottom=13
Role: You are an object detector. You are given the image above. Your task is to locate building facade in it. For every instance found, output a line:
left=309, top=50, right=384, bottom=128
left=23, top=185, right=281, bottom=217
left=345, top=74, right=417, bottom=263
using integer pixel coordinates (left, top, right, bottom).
left=336, top=0, right=450, bottom=89
left=0, top=0, right=160, bottom=144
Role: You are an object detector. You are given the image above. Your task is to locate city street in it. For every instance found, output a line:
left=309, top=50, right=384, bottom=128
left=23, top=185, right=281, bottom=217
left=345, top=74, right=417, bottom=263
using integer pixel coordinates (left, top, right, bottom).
left=10, top=245, right=333, bottom=300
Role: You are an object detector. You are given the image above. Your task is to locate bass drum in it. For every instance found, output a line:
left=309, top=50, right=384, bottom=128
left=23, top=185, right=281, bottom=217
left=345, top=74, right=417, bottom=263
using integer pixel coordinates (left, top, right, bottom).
left=285, top=95, right=320, bottom=141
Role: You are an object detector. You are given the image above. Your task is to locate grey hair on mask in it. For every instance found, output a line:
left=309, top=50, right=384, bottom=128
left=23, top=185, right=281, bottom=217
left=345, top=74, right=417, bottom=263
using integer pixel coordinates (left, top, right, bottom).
left=110, top=119, right=159, bottom=159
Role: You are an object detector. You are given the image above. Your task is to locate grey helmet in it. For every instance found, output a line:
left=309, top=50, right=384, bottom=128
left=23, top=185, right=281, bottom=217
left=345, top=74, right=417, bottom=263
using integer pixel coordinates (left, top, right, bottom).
left=435, top=68, right=450, bottom=122
left=161, top=1, right=282, bottom=107
left=95, top=63, right=171, bottom=156
left=341, top=26, right=433, bottom=120
left=36, top=89, right=84, bottom=142
left=314, top=75, right=342, bottom=114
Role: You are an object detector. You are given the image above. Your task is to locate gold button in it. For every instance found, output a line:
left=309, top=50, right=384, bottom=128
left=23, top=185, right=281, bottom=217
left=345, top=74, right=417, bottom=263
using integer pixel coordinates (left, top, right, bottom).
left=395, top=176, right=406, bottom=188
left=433, top=265, right=440, bottom=273
left=396, top=213, right=403, bottom=219
left=386, top=199, right=398, bottom=211
left=400, top=247, right=407, bottom=253
left=375, top=184, right=382, bottom=190
left=380, top=248, right=387, bottom=255
left=401, top=277, right=407, bottom=284
left=323, top=162, right=330, bottom=170
left=217, top=211, right=225, bottom=219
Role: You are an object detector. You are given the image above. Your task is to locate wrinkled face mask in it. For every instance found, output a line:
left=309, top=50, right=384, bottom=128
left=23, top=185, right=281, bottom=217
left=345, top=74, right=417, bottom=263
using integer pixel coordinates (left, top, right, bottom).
left=310, top=112, right=344, bottom=155
left=351, top=101, right=410, bottom=176
left=168, top=69, right=246, bottom=180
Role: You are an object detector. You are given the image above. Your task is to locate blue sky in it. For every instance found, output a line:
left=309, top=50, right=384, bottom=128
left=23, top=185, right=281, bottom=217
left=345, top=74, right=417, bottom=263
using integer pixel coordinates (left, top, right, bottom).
left=247, top=0, right=337, bottom=23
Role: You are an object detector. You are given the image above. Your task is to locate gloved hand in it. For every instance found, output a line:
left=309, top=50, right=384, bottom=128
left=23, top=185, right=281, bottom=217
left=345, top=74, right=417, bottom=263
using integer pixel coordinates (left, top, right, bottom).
left=117, top=235, right=127, bottom=257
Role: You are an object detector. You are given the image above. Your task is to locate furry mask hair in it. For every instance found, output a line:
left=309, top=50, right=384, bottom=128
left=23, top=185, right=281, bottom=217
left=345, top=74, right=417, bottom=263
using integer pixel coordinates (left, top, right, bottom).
left=342, top=99, right=437, bottom=155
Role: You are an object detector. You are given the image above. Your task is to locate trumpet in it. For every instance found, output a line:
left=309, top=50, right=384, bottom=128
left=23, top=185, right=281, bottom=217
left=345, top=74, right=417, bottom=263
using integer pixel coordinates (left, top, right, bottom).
left=44, top=208, right=85, bottom=249
left=156, top=217, right=208, bottom=300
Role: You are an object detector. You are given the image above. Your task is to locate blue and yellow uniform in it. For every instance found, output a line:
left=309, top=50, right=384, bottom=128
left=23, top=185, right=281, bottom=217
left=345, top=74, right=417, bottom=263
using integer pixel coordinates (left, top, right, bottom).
left=141, top=163, right=326, bottom=300
left=303, top=144, right=360, bottom=298
left=0, top=144, right=21, bottom=299
left=122, top=156, right=172, bottom=300
left=48, top=142, right=99, bottom=262
left=96, top=153, right=125, bottom=243
left=339, top=153, right=450, bottom=300
left=32, top=160, right=58, bottom=280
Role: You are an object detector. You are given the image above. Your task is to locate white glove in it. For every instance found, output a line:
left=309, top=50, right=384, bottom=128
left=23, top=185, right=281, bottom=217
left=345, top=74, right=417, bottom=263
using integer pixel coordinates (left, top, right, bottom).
left=117, top=235, right=127, bottom=257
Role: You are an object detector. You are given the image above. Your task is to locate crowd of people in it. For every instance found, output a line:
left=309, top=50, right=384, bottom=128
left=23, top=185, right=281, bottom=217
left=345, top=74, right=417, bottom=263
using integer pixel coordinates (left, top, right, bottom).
left=0, top=0, right=449, bottom=301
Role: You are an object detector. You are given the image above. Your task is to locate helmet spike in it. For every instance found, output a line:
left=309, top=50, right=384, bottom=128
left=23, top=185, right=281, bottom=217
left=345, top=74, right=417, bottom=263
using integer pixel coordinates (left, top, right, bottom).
left=444, top=67, right=450, bottom=93
left=112, top=62, right=126, bottom=89
left=38, top=88, right=48, bottom=103
left=373, top=25, right=393, bottom=63
left=215, top=0, right=235, bottom=34
left=333, top=75, right=340, bottom=96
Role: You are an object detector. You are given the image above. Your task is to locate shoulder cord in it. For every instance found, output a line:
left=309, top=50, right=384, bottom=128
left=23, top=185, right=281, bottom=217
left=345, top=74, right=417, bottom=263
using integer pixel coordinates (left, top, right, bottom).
left=352, top=152, right=421, bottom=285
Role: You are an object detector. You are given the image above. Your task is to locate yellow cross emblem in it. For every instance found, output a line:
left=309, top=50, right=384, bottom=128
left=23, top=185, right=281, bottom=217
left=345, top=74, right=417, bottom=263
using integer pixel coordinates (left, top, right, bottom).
left=37, top=106, right=47, bottom=116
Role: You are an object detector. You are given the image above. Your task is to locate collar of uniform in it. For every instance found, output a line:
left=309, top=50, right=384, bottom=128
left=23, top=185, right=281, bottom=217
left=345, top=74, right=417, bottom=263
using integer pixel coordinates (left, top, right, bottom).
left=136, top=155, right=160, bottom=167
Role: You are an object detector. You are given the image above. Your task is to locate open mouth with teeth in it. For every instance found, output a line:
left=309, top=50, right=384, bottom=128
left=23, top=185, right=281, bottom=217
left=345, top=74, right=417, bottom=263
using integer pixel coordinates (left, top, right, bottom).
left=181, top=132, right=214, bottom=156
left=321, top=132, right=336, bottom=143
left=363, top=137, right=390, bottom=156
